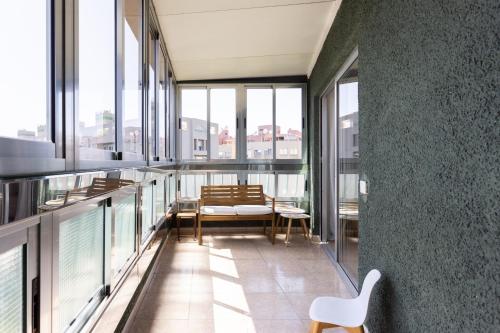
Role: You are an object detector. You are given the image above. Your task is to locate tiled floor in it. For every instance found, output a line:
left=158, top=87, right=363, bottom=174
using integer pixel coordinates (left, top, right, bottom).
left=130, top=232, right=353, bottom=333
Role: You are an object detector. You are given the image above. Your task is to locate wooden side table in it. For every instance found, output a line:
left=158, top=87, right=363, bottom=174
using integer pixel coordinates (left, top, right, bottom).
left=278, top=213, right=311, bottom=245
left=175, top=212, right=198, bottom=241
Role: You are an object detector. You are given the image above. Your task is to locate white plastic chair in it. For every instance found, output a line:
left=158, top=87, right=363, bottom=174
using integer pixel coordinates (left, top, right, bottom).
left=308, top=269, right=381, bottom=333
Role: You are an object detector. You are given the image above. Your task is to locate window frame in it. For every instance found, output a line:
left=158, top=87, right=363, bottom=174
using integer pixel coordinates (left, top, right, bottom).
left=0, top=0, right=66, bottom=176
left=177, top=83, right=307, bottom=165
left=74, top=0, right=118, bottom=164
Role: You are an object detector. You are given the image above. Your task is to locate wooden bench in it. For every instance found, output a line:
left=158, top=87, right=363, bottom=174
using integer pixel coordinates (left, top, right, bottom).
left=197, top=185, right=275, bottom=245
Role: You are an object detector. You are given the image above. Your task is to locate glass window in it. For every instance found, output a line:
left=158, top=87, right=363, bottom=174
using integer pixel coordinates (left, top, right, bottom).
left=0, top=246, right=24, bottom=333
left=248, top=173, right=275, bottom=196
left=276, top=88, right=302, bottom=159
left=210, top=89, right=236, bottom=159
left=0, top=0, right=50, bottom=142
left=181, top=89, right=208, bottom=160
left=158, top=53, right=167, bottom=158
left=277, top=174, right=305, bottom=198
left=168, top=174, right=176, bottom=206
left=180, top=174, right=207, bottom=199
left=148, top=32, right=156, bottom=159
left=338, top=59, right=359, bottom=286
left=122, top=0, right=142, bottom=155
left=210, top=174, right=238, bottom=185
left=156, top=178, right=166, bottom=220
left=78, top=0, right=116, bottom=153
left=112, top=195, right=136, bottom=278
left=58, top=206, right=104, bottom=332
left=246, top=89, right=273, bottom=159
left=169, top=78, right=176, bottom=160
left=141, top=184, right=154, bottom=242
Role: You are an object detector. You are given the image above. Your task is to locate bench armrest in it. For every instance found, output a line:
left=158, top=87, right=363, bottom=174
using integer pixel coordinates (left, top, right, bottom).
left=198, top=198, right=204, bottom=214
left=264, top=194, right=275, bottom=212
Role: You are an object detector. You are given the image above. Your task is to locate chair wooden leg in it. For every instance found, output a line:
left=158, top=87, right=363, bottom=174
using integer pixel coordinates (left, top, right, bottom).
left=309, top=321, right=338, bottom=333
left=309, top=321, right=322, bottom=333
left=285, top=218, right=293, bottom=245
left=345, top=326, right=365, bottom=333
left=193, top=216, right=197, bottom=240
left=300, top=219, right=308, bottom=239
left=197, top=220, right=203, bottom=245
left=176, top=215, right=181, bottom=242
left=271, top=215, right=276, bottom=245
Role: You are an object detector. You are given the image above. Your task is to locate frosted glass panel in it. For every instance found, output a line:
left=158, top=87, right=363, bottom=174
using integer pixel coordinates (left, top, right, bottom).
left=180, top=174, right=207, bottom=199
left=156, top=179, right=165, bottom=221
left=210, top=174, right=237, bottom=185
left=277, top=174, right=305, bottom=198
left=168, top=175, right=176, bottom=206
left=0, top=246, right=24, bottom=333
left=113, top=195, right=136, bottom=277
left=248, top=174, right=275, bottom=196
left=141, top=185, right=154, bottom=242
left=58, top=206, right=104, bottom=332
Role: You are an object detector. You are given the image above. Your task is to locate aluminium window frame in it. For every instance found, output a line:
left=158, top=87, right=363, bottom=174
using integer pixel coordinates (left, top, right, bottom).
left=74, top=0, right=118, bottom=165
left=0, top=0, right=66, bottom=176
left=115, top=0, right=146, bottom=164
left=176, top=83, right=307, bottom=165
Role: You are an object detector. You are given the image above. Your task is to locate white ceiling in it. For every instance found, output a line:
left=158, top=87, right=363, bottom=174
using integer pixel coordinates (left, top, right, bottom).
left=153, top=0, right=341, bottom=81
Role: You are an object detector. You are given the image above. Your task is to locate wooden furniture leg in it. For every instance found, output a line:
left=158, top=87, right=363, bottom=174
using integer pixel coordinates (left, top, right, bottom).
left=345, top=326, right=365, bottom=333
left=309, top=321, right=337, bottom=333
left=193, top=215, right=197, bottom=240
left=198, top=220, right=203, bottom=245
left=300, top=218, right=311, bottom=240
left=263, top=220, right=266, bottom=234
left=285, top=218, right=293, bottom=244
left=271, top=214, right=276, bottom=244
left=176, top=214, right=181, bottom=241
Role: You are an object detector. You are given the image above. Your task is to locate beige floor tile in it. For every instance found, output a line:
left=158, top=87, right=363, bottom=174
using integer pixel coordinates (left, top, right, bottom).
left=137, top=293, right=190, bottom=320
left=131, top=232, right=352, bottom=332
left=245, top=293, right=298, bottom=319
left=130, top=319, right=189, bottom=333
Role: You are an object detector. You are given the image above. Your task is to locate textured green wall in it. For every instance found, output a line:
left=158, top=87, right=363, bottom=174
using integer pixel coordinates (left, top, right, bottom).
left=308, top=0, right=499, bottom=331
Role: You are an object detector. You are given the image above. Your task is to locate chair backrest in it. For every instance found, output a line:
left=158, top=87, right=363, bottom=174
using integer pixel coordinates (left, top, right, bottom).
left=86, top=178, right=134, bottom=197
left=354, top=269, right=381, bottom=323
left=200, top=185, right=265, bottom=206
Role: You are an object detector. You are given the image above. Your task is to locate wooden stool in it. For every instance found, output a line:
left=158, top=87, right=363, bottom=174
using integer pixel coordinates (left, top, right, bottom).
left=275, top=206, right=306, bottom=232
left=175, top=212, right=197, bottom=241
left=278, top=213, right=310, bottom=245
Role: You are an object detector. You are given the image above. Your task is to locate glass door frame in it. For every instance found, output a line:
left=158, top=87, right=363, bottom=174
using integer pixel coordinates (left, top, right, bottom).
left=320, top=47, right=359, bottom=290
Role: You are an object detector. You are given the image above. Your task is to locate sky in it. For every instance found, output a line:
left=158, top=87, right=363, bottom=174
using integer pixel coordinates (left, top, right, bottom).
left=0, top=1, right=48, bottom=139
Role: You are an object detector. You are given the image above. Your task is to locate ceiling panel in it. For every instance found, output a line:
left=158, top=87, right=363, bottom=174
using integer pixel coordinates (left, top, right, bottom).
left=154, top=0, right=333, bottom=15
left=153, top=0, right=340, bottom=80
left=174, top=54, right=311, bottom=81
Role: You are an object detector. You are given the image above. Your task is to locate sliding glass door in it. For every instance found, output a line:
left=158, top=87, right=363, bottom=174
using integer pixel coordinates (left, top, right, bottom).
left=321, top=52, right=359, bottom=288
left=337, top=59, right=359, bottom=287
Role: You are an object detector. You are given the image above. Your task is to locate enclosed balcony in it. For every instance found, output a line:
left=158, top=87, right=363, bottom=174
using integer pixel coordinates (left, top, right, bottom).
left=0, top=0, right=497, bottom=333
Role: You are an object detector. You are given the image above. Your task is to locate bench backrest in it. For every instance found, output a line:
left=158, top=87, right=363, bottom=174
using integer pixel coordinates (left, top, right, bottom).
left=200, top=185, right=265, bottom=206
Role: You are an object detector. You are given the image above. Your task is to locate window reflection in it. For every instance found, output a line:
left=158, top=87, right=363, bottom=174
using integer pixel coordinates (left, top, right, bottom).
left=210, top=89, right=236, bottom=159
left=0, top=0, right=50, bottom=142
left=337, top=59, right=359, bottom=286
left=246, top=89, right=273, bottom=159
left=78, top=0, right=116, bottom=153
left=123, top=0, right=142, bottom=155
left=276, top=88, right=302, bottom=159
left=181, top=89, right=208, bottom=160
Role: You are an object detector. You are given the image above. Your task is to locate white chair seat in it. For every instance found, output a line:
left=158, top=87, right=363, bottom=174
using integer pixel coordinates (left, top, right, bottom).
left=234, top=205, right=273, bottom=215
left=200, top=206, right=236, bottom=215
left=280, top=213, right=310, bottom=219
left=308, top=269, right=381, bottom=331
left=309, top=297, right=362, bottom=328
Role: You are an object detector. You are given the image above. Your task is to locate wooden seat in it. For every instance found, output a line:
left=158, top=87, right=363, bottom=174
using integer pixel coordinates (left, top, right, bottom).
left=197, top=185, right=275, bottom=245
